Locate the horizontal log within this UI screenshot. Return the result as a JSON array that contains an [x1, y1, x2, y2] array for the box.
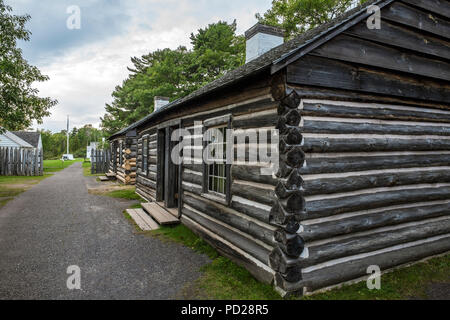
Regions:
[[183, 193, 276, 246], [137, 175, 156, 190], [302, 99, 450, 123], [182, 207, 272, 265], [231, 181, 275, 207], [230, 196, 272, 223], [136, 188, 155, 202], [302, 118, 450, 136], [233, 110, 278, 129], [182, 181, 203, 195], [232, 165, 278, 186], [301, 235, 450, 292], [181, 215, 274, 285], [303, 167, 450, 196], [302, 201, 450, 242], [306, 185, 450, 219], [182, 170, 203, 186], [302, 135, 450, 153], [300, 153, 450, 175], [305, 218, 450, 268]]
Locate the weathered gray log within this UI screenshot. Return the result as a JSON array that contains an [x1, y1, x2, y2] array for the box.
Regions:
[[231, 182, 275, 206], [232, 165, 278, 186], [301, 236, 450, 292], [182, 181, 203, 195], [301, 101, 450, 124], [306, 186, 450, 219], [304, 169, 450, 196], [230, 197, 272, 223], [303, 137, 450, 153], [184, 193, 276, 246], [181, 215, 274, 285], [182, 207, 273, 264], [136, 175, 156, 189], [182, 171, 203, 186], [304, 219, 450, 267], [300, 154, 450, 175], [301, 202, 450, 242], [302, 119, 450, 136]]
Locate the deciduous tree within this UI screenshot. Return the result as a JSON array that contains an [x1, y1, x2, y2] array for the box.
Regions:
[[0, 0, 57, 132]]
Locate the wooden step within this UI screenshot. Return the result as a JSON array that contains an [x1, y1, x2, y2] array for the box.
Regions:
[[106, 173, 116, 177], [134, 208, 160, 230], [99, 176, 110, 182], [141, 203, 180, 225], [126, 209, 159, 231]]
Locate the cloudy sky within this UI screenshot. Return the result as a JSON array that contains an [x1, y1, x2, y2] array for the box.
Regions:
[[8, 0, 272, 133]]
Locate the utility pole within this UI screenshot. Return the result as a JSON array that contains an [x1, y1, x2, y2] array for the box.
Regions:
[[67, 115, 70, 155]]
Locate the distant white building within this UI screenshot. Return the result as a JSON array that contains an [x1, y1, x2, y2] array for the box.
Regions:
[[87, 142, 99, 161], [0, 130, 42, 151]]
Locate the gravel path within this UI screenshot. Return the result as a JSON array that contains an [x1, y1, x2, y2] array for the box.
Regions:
[[0, 162, 209, 300]]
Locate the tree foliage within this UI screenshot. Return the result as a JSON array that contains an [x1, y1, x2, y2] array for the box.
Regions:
[[40, 126, 108, 159], [0, 0, 57, 132], [101, 20, 244, 135], [256, 0, 367, 39]]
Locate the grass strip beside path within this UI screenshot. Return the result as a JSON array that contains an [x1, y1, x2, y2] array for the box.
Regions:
[[109, 186, 450, 300]]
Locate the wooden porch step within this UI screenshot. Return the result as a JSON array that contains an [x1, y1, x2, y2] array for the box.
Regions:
[[141, 202, 180, 225], [99, 176, 110, 182], [106, 173, 116, 178], [126, 209, 160, 231]]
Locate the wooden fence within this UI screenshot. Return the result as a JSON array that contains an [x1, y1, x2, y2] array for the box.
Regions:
[[0, 147, 43, 176], [91, 149, 111, 174]]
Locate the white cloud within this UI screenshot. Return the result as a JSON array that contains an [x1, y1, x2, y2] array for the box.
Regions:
[[27, 0, 272, 133]]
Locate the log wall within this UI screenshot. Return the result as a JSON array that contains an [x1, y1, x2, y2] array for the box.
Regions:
[[135, 79, 285, 283], [281, 1, 450, 295], [109, 137, 137, 185]]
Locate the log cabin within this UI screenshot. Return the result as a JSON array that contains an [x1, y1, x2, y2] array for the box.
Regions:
[[109, 0, 450, 296], [108, 128, 138, 185]]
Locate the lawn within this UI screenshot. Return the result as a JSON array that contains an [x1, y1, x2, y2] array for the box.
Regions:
[[0, 174, 52, 209], [0, 158, 82, 209], [114, 190, 450, 300], [43, 158, 83, 173], [153, 224, 450, 300]]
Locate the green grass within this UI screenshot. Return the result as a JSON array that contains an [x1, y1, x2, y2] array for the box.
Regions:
[[151, 225, 219, 259], [144, 223, 450, 300], [105, 188, 142, 200], [149, 224, 281, 300], [0, 174, 51, 185], [0, 174, 52, 209], [43, 158, 83, 173], [303, 254, 450, 300]]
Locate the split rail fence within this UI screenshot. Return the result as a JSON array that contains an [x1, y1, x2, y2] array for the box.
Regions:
[[0, 147, 43, 176]]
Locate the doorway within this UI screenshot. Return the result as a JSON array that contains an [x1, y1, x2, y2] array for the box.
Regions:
[[156, 126, 179, 209]]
